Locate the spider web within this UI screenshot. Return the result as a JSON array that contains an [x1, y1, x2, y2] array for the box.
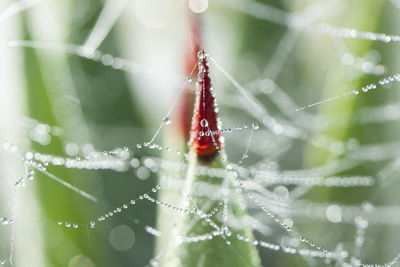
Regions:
[[1, 0, 400, 266]]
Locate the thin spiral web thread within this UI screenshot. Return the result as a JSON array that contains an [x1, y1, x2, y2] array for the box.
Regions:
[[1, 0, 400, 267]]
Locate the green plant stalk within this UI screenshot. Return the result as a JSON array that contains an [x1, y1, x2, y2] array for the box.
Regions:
[[155, 151, 261, 267]]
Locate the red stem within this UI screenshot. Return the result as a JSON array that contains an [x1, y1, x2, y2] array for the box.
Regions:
[[177, 12, 202, 141]]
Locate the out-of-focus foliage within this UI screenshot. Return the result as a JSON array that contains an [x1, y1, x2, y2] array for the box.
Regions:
[[1, 0, 400, 266]]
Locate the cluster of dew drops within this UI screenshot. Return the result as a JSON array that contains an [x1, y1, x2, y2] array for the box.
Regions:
[[136, 119, 260, 157]]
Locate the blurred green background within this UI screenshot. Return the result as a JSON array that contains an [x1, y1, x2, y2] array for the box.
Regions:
[[0, 0, 400, 266]]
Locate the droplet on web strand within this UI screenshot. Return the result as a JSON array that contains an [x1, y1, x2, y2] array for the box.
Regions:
[[200, 119, 208, 128], [163, 117, 171, 125]]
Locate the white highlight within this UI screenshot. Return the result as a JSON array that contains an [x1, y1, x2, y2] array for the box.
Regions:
[[326, 205, 342, 223], [189, 0, 208, 13], [83, 0, 127, 53]]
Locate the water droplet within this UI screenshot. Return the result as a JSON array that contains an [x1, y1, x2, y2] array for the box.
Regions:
[[326, 205, 342, 223], [200, 119, 208, 127], [136, 144, 142, 149], [57, 221, 62, 226], [109, 224, 135, 251], [186, 77, 192, 83], [189, 0, 209, 13], [0, 218, 9, 225], [24, 152, 33, 160], [65, 222, 71, 228], [242, 152, 248, 158], [353, 90, 359, 95], [197, 50, 205, 59], [252, 122, 259, 130], [150, 259, 159, 267], [163, 117, 171, 125], [73, 223, 79, 229], [90, 221, 95, 228], [136, 167, 150, 180]]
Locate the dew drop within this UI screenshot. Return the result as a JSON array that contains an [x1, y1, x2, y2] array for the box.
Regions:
[[326, 205, 342, 223], [163, 117, 171, 125], [24, 152, 33, 160], [109, 225, 135, 251], [189, 0, 209, 13], [150, 259, 159, 267], [57, 221, 62, 226], [65, 222, 71, 228], [252, 122, 259, 130], [200, 119, 208, 127], [130, 158, 140, 168], [197, 50, 205, 59], [73, 223, 79, 229], [1, 218, 9, 225], [353, 90, 359, 95], [149, 144, 157, 149]]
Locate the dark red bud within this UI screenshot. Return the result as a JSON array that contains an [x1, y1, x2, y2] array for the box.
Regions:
[[190, 50, 222, 157]]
